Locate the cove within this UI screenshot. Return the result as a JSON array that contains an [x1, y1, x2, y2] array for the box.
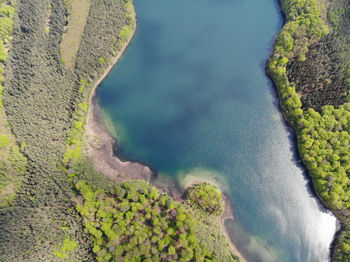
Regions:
[[95, 0, 338, 261]]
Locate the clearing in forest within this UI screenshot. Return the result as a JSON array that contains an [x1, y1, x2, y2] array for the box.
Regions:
[[60, 0, 91, 69]]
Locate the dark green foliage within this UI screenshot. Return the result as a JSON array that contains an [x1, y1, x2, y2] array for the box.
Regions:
[[76, 180, 217, 261], [334, 226, 350, 262], [186, 183, 224, 216], [3, 0, 77, 170], [286, 0, 350, 112], [0, 0, 28, 208], [0, 0, 89, 259], [0, 0, 131, 260], [287, 34, 349, 111], [267, 0, 328, 125], [75, 0, 130, 89]]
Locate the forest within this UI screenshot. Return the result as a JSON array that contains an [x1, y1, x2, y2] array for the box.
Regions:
[[74, 180, 237, 261], [0, 0, 27, 208]]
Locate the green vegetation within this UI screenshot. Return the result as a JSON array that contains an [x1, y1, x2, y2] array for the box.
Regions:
[[61, 0, 137, 178], [0, 134, 10, 148], [54, 238, 78, 259], [0, 2, 87, 257], [0, 0, 14, 64], [186, 183, 224, 216], [298, 104, 350, 213], [62, 102, 88, 168], [61, 0, 137, 183], [334, 226, 350, 261], [184, 203, 238, 261], [328, 8, 345, 32], [0, 143, 27, 207], [267, 0, 329, 123], [184, 183, 238, 261], [269, 0, 350, 260], [0, 0, 28, 208], [0, 0, 128, 260], [286, 33, 349, 111], [75, 0, 136, 88], [285, 0, 350, 111], [74, 179, 238, 261], [76, 180, 218, 261], [60, 0, 91, 69]]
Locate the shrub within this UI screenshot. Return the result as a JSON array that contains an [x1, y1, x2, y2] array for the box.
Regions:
[[186, 182, 224, 216]]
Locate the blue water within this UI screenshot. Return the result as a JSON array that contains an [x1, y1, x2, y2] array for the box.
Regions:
[[96, 0, 338, 261]]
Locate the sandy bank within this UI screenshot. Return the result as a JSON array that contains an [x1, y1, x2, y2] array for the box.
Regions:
[[85, 22, 153, 182]]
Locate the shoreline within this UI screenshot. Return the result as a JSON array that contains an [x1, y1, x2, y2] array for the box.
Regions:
[[85, 21, 153, 182], [183, 179, 247, 262], [85, 18, 246, 262], [266, 65, 342, 260], [266, 0, 343, 260], [266, 4, 341, 257]]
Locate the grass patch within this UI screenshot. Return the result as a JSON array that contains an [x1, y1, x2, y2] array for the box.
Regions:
[[60, 0, 91, 69], [54, 238, 78, 259], [0, 134, 10, 148]]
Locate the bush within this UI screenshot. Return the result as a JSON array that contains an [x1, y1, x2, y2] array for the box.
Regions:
[[186, 182, 224, 216]]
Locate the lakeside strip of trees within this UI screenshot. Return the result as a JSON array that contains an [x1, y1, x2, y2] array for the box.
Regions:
[[268, 0, 350, 260]]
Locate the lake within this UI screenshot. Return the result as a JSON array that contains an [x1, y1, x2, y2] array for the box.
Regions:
[[96, 0, 338, 261]]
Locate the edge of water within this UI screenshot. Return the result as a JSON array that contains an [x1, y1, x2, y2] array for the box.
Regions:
[[84, 13, 246, 262]]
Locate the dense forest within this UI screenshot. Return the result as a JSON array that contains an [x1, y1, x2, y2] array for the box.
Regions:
[[268, 0, 350, 260], [74, 180, 237, 261], [0, 0, 238, 261], [0, 0, 27, 208]]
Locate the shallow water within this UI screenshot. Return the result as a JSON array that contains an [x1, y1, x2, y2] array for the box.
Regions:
[[96, 0, 338, 260]]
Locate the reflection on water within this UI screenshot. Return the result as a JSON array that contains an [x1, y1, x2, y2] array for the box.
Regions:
[[96, 0, 338, 260], [226, 199, 338, 262], [225, 219, 282, 262]]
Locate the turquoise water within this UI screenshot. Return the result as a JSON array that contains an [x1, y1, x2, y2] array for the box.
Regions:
[[96, 0, 338, 261]]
